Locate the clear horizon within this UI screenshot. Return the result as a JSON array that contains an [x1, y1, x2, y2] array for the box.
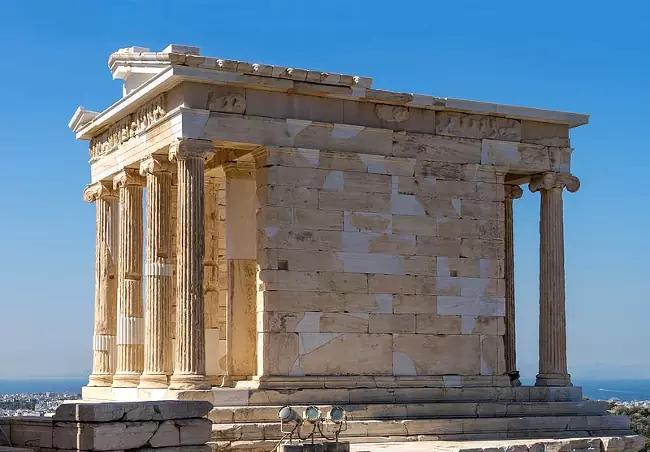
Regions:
[[0, 0, 648, 380]]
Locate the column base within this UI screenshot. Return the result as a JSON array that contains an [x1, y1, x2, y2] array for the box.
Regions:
[[87, 373, 113, 387], [112, 373, 142, 388], [535, 373, 572, 387], [138, 373, 170, 388], [169, 373, 211, 390]]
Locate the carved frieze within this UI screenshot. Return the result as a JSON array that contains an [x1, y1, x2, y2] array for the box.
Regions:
[[207, 93, 246, 114], [89, 94, 166, 159], [436, 112, 521, 141], [374, 104, 410, 123]]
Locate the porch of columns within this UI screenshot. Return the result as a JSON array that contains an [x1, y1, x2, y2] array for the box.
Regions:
[[168, 139, 215, 390], [139, 156, 174, 388], [83, 182, 118, 387], [223, 161, 257, 383], [529, 171, 580, 387], [504, 184, 523, 375], [112, 169, 146, 388]]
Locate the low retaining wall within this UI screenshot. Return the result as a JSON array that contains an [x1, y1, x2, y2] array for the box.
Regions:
[[0, 400, 213, 452]]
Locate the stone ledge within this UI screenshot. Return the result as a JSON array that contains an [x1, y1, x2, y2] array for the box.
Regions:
[[208, 436, 645, 452]]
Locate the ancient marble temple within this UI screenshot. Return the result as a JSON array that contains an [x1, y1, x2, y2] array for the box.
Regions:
[[69, 44, 638, 448]]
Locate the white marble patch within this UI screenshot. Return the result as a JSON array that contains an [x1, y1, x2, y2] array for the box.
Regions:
[[145, 263, 173, 277], [331, 124, 364, 139], [287, 119, 312, 137], [341, 231, 373, 253], [295, 312, 321, 333], [437, 257, 450, 277], [299, 332, 343, 355], [338, 252, 402, 275], [479, 259, 491, 278], [443, 375, 462, 388], [461, 315, 477, 335], [391, 194, 425, 216], [437, 296, 505, 316], [360, 154, 387, 174], [460, 278, 490, 297], [452, 199, 462, 216], [323, 171, 344, 190], [117, 316, 144, 345], [481, 357, 492, 376], [393, 352, 417, 376], [375, 294, 393, 313], [93, 334, 116, 352], [289, 357, 305, 376], [297, 148, 320, 166]]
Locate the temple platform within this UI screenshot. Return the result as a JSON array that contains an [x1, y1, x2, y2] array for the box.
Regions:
[[80, 385, 641, 451]]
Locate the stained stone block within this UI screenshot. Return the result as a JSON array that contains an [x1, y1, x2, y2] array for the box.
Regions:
[[521, 120, 570, 147], [147, 419, 212, 447], [53, 421, 160, 450], [299, 333, 393, 375], [369, 313, 416, 333], [393, 133, 482, 163], [393, 335, 481, 375], [368, 275, 417, 294], [54, 401, 213, 422], [137, 447, 212, 452]]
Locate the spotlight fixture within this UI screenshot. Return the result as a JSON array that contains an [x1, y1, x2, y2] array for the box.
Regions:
[[328, 406, 346, 424], [303, 405, 322, 424], [277, 405, 298, 423]]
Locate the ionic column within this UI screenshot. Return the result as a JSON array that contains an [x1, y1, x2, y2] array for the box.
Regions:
[[224, 162, 258, 381], [112, 169, 146, 388], [529, 172, 580, 387], [139, 156, 174, 388], [169, 139, 214, 390], [84, 182, 118, 387], [504, 185, 523, 374]]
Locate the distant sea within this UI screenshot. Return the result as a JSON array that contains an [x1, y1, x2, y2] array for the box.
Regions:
[[0, 378, 86, 395], [2, 378, 650, 402]]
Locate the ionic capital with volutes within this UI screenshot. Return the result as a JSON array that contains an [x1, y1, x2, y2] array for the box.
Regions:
[[504, 185, 523, 200], [168, 139, 215, 162], [140, 155, 174, 176], [83, 181, 117, 203], [113, 168, 146, 189], [529, 172, 580, 194]]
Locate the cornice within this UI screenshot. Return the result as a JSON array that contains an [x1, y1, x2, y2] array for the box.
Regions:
[[71, 46, 590, 143]]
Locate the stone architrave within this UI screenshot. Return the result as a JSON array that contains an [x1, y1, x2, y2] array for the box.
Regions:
[[504, 184, 523, 374], [529, 172, 580, 387], [223, 162, 257, 381], [168, 139, 214, 390], [139, 156, 174, 388], [112, 169, 146, 388], [83, 182, 118, 387]]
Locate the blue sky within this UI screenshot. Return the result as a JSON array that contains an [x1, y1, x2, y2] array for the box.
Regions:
[[0, 0, 647, 380]]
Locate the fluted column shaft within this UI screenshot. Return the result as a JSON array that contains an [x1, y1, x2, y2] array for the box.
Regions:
[[84, 182, 118, 387], [112, 169, 146, 388], [530, 172, 580, 387], [139, 157, 173, 388], [169, 139, 214, 390], [504, 185, 522, 374]]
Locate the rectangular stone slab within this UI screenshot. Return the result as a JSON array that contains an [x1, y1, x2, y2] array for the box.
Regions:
[[54, 401, 213, 422]]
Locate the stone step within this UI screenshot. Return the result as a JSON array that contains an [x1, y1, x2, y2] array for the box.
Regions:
[[210, 415, 631, 442], [209, 401, 609, 424], [190, 386, 584, 407], [209, 434, 644, 452]]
